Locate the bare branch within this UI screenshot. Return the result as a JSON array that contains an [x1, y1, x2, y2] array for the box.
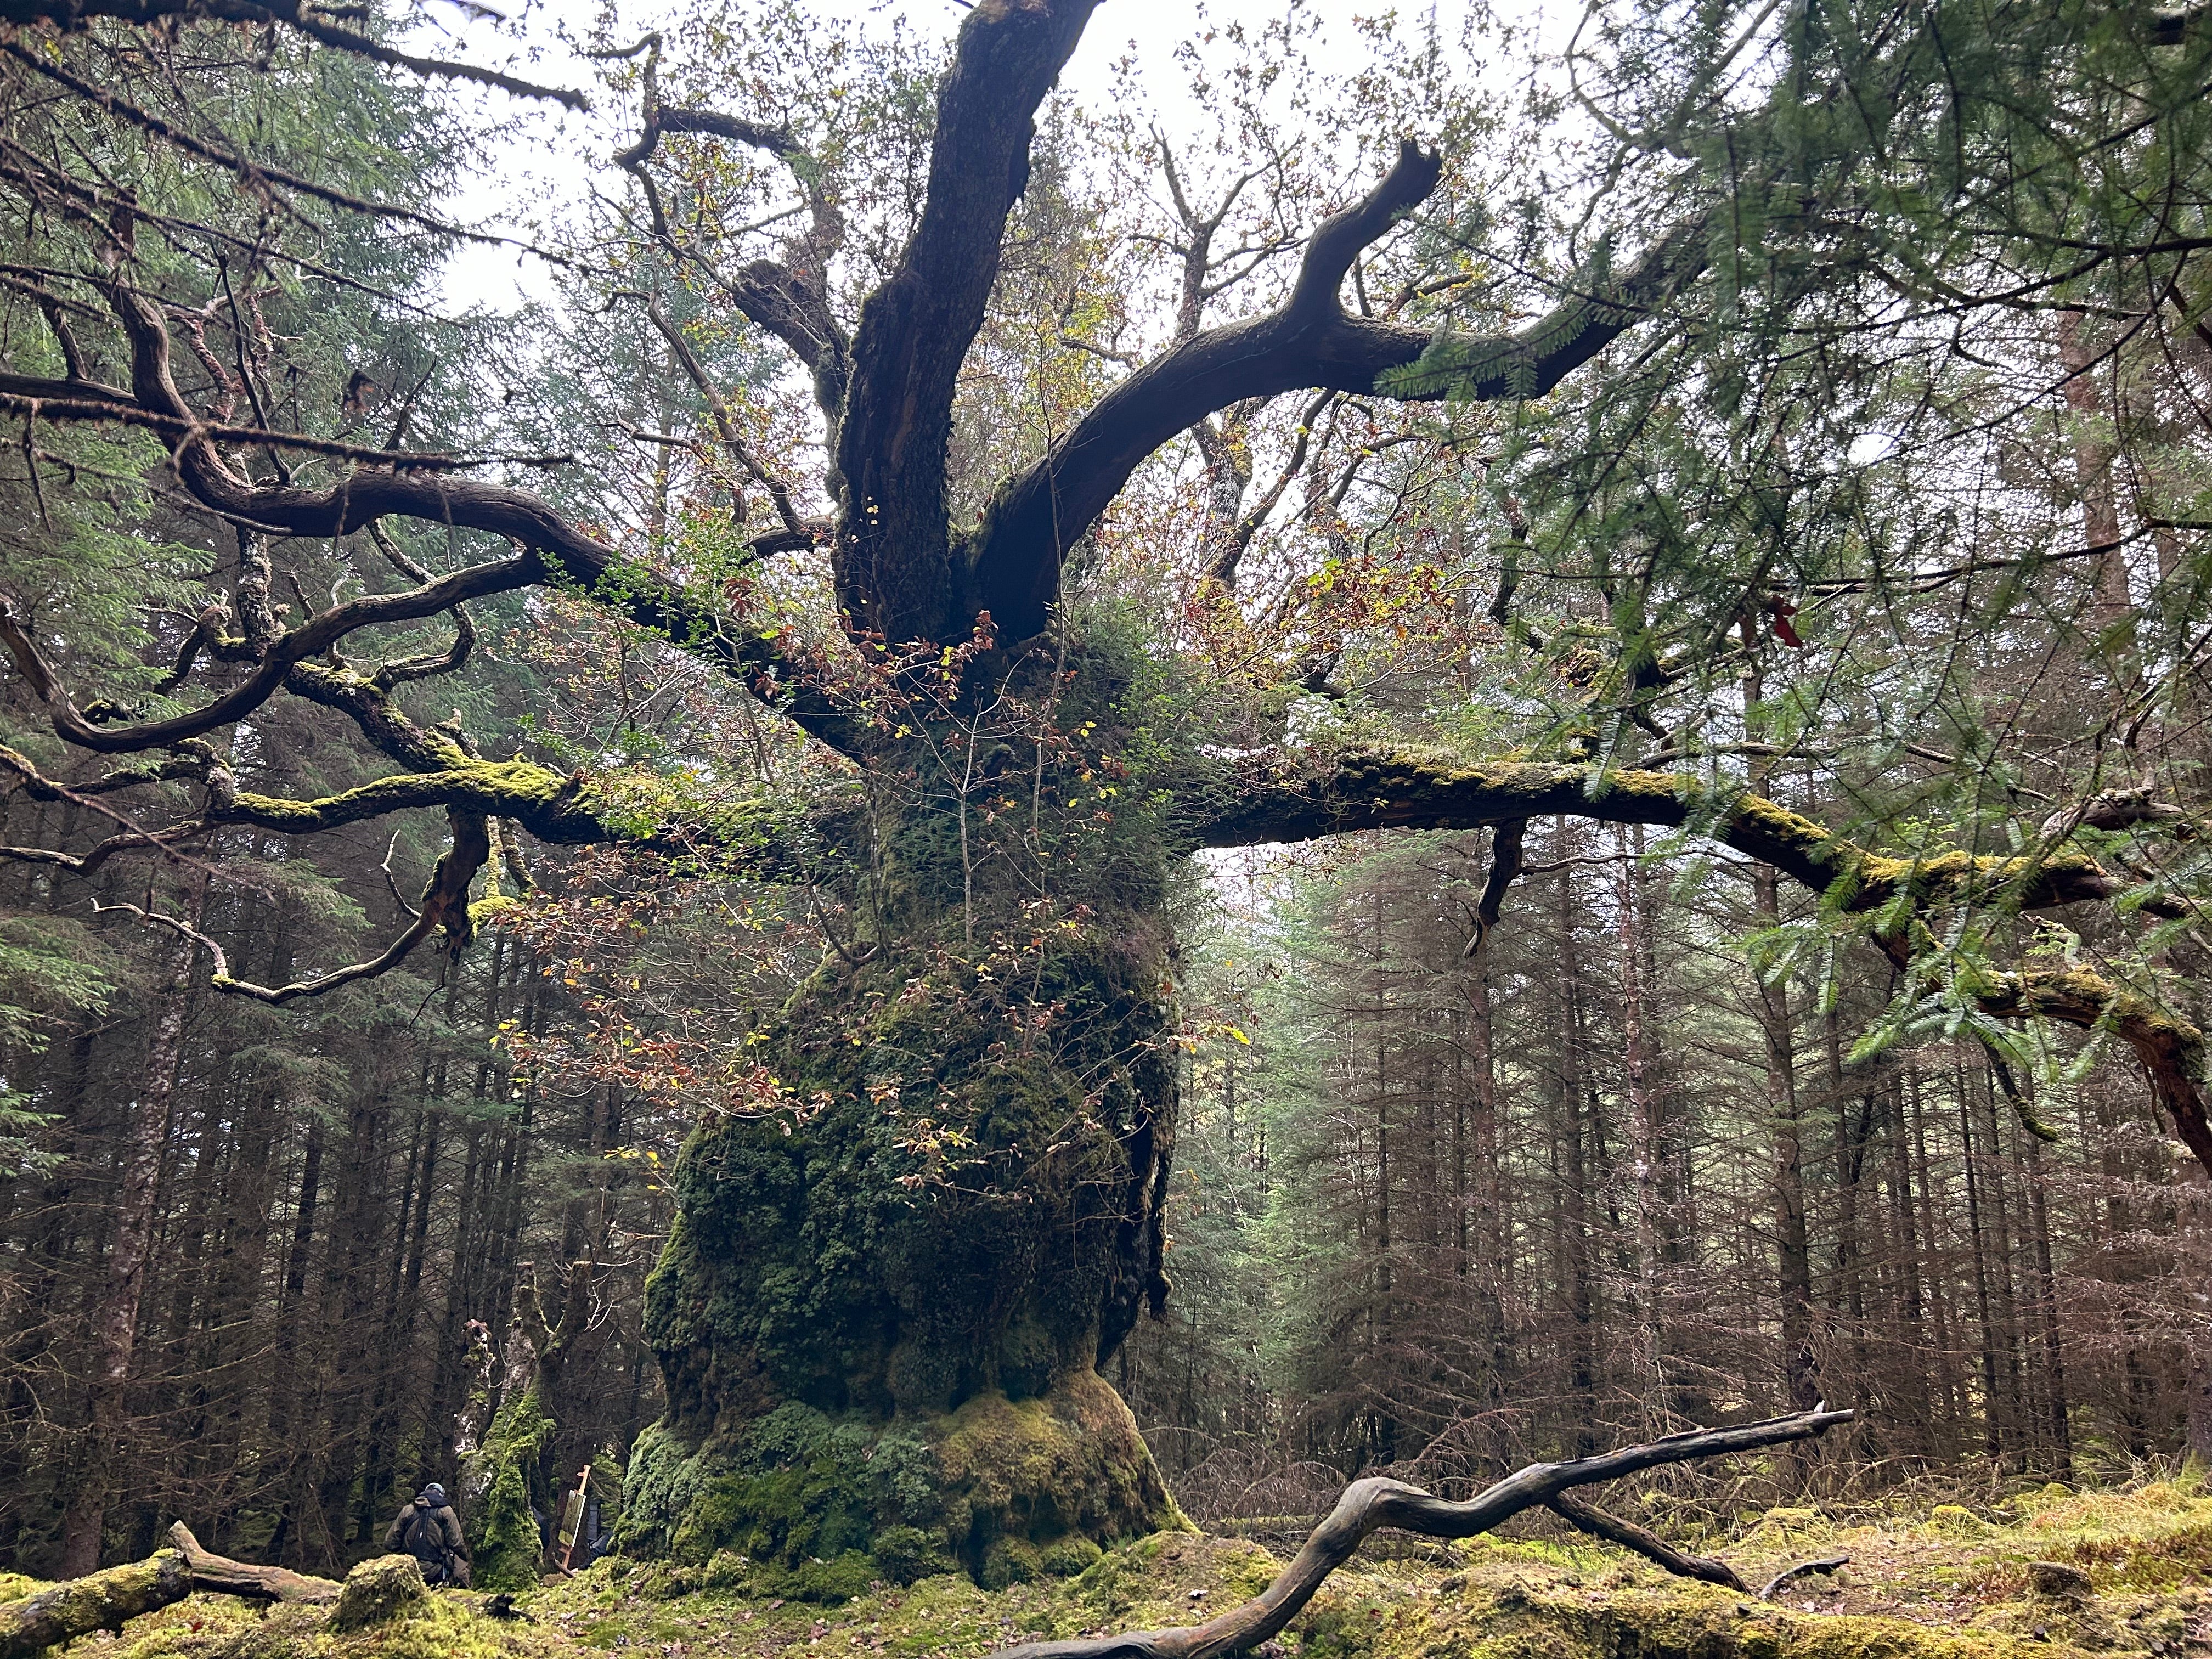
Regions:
[[1001, 1409, 1852, 1659], [7, 282, 858, 751], [1544, 1492, 1748, 1592], [1463, 816, 1526, 960], [0, 0, 589, 108], [607, 35, 849, 420], [962, 144, 1706, 641], [641, 295, 806, 538], [0, 39, 577, 254], [92, 806, 489, 1002]]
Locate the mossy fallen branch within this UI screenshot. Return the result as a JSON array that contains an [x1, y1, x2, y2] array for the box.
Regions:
[[998, 1406, 1854, 1659], [0, 1548, 191, 1659], [0, 1524, 341, 1659], [165, 1522, 340, 1604]]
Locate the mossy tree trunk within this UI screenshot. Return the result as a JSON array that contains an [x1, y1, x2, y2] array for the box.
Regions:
[[465, 1259, 590, 1590], [629, 697, 1183, 1588]]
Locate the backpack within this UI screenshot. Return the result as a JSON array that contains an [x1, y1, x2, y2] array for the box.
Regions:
[[403, 1505, 450, 1582]]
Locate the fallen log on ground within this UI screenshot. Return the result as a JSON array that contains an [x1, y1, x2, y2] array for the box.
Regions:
[[1001, 1406, 1855, 1659], [0, 1549, 192, 1659], [0, 1526, 342, 1659], [166, 1524, 341, 1604]]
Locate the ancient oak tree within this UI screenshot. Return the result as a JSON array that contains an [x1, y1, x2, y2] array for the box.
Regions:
[[2, 0, 2208, 1592]]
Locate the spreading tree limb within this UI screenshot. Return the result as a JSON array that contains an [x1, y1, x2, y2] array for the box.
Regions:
[[1187, 751, 2212, 1175], [1000, 1408, 1852, 1659], [962, 148, 1708, 642]]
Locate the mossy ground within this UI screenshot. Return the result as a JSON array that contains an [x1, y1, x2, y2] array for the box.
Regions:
[[35, 1481, 2212, 1659]]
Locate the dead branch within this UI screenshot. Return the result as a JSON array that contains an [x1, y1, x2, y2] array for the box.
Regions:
[[1000, 1408, 1852, 1659], [90, 806, 488, 1002], [1463, 816, 1527, 960], [1760, 1555, 1851, 1600], [1544, 1491, 1747, 1592], [165, 1523, 340, 1604]]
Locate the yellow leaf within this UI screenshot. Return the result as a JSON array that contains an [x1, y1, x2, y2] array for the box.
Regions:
[[1228, 1027, 1250, 1045]]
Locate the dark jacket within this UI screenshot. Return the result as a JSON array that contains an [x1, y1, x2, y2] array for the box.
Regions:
[[385, 1500, 468, 1560]]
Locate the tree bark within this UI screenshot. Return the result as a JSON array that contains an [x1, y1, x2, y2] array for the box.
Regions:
[[61, 885, 203, 1574]]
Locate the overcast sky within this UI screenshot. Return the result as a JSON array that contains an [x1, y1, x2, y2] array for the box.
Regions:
[[417, 0, 1535, 312]]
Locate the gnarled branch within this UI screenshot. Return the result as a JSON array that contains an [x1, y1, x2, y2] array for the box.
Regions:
[[1001, 1408, 1852, 1659], [962, 149, 1708, 642], [3, 282, 859, 751], [1186, 751, 2212, 1174]]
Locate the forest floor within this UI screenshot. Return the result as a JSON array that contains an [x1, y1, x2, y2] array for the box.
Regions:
[[33, 1477, 2212, 1659]]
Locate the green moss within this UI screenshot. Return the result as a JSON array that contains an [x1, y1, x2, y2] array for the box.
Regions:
[[871, 1527, 953, 1587], [330, 1559, 429, 1633], [471, 1386, 555, 1592], [633, 914, 1179, 1578], [69, 1485, 2212, 1659]]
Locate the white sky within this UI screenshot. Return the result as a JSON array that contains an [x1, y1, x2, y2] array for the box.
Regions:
[[415, 0, 1538, 313]]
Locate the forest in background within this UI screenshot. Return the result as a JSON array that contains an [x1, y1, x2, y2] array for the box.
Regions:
[[0, 0, 2205, 1594]]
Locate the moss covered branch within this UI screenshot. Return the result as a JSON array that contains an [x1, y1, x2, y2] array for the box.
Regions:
[[1187, 753, 2168, 915], [1187, 751, 2210, 1173], [0, 1549, 191, 1659], [0, 1528, 336, 1659]]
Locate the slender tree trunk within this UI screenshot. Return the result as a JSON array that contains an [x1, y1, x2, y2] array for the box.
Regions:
[[1553, 823, 1599, 1449], [1754, 862, 1818, 1412], [1958, 1067, 2007, 1464], [60, 891, 204, 1574], [1616, 826, 1664, 1407], [2018, 1130, 2073, 1477], [1741, 641, 1816, 1414]]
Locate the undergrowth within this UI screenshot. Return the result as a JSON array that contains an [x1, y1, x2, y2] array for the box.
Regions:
[[27, 1476, 2212, 1659]]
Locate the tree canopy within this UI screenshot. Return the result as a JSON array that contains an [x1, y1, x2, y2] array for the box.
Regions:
[[1, 0, 2210, 1587]]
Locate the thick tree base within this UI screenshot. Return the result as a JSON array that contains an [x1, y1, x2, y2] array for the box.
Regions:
[[624, 1370, 1181, 1593]]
